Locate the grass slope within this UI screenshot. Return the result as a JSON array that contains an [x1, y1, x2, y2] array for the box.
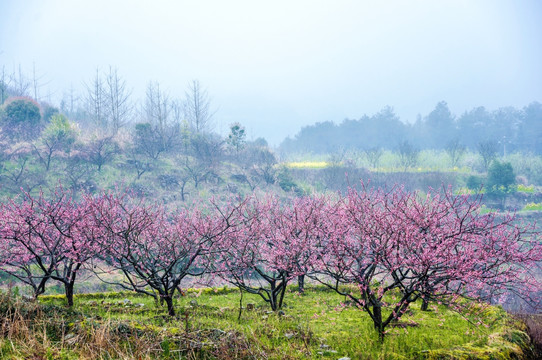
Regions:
[[0, 286, 537, 359]]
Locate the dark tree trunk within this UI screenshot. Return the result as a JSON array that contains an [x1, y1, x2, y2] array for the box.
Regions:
[[65, 282, 74, 307], [180, 180, 188, 202], [297, 274, 305, 293], [269, 292, 278, 311], [421, 297, 429, 311], [267, 277, 288, 311], [164, 295, 175, 316], [277, 280, 287, 309], [373, 304, 384, 342], [34, 276, 49, 299], [238, 288, 244, 321], [45, 151, 53, 172]]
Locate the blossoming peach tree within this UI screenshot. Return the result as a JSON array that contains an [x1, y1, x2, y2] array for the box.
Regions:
[[211, 195, 337, 311], [88, 192, 242, 316], [313, 185, 541, 340], [0, 183, 539, 337], [0, 186, 101, 306]]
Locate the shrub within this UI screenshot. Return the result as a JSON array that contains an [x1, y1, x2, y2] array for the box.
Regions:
[[1, 97, 42, 139], [487, 161, 516, 192], [466, 175, 484, 190], [277, 167, 304, 195], [3, 97, 41, 125]]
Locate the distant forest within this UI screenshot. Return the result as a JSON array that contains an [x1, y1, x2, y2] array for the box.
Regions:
[[0, 66, 281, 200], [2, 64, 542, 203], [280, 101, 542, 155]]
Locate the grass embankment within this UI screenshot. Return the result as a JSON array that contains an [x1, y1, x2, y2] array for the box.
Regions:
[[0, 286, 537, 359]]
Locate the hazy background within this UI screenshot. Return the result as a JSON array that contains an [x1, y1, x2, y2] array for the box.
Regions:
[[1, 0, 541, 145]]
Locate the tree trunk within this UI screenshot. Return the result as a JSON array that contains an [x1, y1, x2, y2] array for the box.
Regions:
[[269, 292, 277, 311], [238, 288, 244, 321], [34, 276, 49, 299], [373, 304, 385, 342], [46, 151, 53, 171], [64, 282, 74, 307], [180, 179, 188, 202], [277, 280, 287, 309], [297, 274, 305, 294], [421, 297, 429, 311], [164, 295, 175, 316]]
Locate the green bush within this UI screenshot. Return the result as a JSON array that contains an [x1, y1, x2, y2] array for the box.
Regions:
[[1, 97, 42, 139], [487, 161, 516, 191], [277, 167, 304, 195], [4, 98, 41, 124], [466, 175, 484, 190], [485, 161, 516, 203]]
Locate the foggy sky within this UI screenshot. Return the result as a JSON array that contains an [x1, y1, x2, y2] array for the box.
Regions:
[[1, 0, 541, 145]]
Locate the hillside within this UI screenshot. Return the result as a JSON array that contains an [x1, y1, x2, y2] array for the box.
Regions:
[[0, 286, 539, 360]]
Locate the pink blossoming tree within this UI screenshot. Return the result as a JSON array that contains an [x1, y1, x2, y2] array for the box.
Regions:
[[89, 192, 240, 316], [314, 185, 542, 340], [0, 186, 101, 306], [214, 195, 335, 311]]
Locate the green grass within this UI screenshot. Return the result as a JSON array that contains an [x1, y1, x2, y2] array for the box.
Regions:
[[285, 161, 330, 169], [479, 205, 500, 214], [454, 187, 485, 195], [517, 184, 535, 193], [4, 286, 525, 359], [283, 150, 475, 173], [522, 202, 542, 211]]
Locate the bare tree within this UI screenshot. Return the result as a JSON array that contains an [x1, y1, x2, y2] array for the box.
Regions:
[[397, 140, 419, 171], [67, 85, 79, 115], [11, 64, 30, 97], [136, 82, 180, 157], [171, 99, 184, 124], [63, 153, 97, 195], [364, 147, 383, 169], [134, 122, 166, 160], [144, 82, 169, 134], [246, 145, 277, 185], [179, 134, 223, 188], [126, 147, 152, 180], [1, 143, 32, 187], [31, 62, 48, 102], [478, 140, 498, 172], [106, 67, 131, 134], [60, 85, 82, 123], [85, 68, 108, 129], [0, 65, 13, 104], [445, 139, 466, 168], [1, 142, 45, 192], [180, 155, 214, 189], [79, 132, 119, 171], [183, 80, 215, 134]]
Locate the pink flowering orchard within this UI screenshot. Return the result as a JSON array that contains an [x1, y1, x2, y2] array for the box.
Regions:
[[0, 186, 101, 306], [264, 195, 343, 294], [313, 185, 542, 340], [212, 195, 336, 311], [0, 184, 540, 339], [212, 196, 287, 310], [88, 192, 243, 316]]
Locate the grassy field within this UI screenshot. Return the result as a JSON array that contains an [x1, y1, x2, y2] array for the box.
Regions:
[[0, 286, 537, 359]]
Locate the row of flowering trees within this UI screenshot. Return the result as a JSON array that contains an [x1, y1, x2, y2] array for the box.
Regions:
[[1, 184, 541, 339]]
